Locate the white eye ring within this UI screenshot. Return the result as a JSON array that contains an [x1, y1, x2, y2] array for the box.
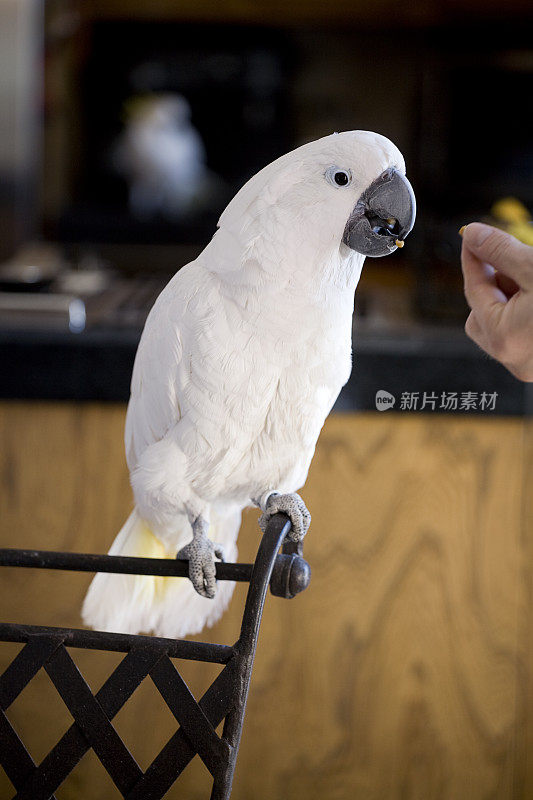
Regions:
[[325, 166, 352, 188]]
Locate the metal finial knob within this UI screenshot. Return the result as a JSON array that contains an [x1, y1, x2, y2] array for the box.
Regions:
[[270, 552, 311, 599]]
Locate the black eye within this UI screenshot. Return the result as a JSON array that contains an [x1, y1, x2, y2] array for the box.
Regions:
[[334, 171, 349, 186], [326, 166, 352, 188]]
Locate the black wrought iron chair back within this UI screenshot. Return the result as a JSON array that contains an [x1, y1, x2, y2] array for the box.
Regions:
[[0, 513, 310, 800]]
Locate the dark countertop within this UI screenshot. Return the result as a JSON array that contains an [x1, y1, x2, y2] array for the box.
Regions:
[[0, 321, 530, 416], [343, 322, 532, 416]]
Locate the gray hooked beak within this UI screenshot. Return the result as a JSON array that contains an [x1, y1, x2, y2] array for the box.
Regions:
[[342, 168, 416, 257]]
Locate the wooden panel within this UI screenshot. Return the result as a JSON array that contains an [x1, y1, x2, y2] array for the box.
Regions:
[[521, 417, 533, 800], [0, 402, 529, 799], [236, 414, 527, 800]]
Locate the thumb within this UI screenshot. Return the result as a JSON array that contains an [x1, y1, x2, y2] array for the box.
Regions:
[[461, 223, 533, 290]]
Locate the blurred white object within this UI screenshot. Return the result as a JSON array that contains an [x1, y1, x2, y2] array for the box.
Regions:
[[114, 94, 208, 219]]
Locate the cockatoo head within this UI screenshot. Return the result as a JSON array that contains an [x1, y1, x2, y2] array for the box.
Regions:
[[123, 93, 192, 132], [213, 131, 415, 294], [330, 133, 416, 257]]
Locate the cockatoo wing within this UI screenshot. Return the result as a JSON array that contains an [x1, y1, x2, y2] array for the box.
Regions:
[[125, 272, 184, 471]]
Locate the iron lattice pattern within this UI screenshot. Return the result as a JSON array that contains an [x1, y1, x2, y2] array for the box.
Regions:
[[0, 514, 310, 800], [0, 630, 236, 800]]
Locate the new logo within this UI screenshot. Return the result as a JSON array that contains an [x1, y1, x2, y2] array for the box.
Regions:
[[375, 390, 396, 411]]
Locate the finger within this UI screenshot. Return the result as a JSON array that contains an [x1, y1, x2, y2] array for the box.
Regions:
[[214, 544, 226, 562], [462, 223, 533, 289], [301, 507, 311, 527], [203, 564, 216, 599], [287, 528, 301, 543], [288, 513, 304, 542], [461, 241, 506, 325], [266, 497, 280, 514], [464, 311, 489, 351], [495, 271, 520, 299], [176, 545, 190, 561], [293, 514, 303, 538], [189, 563, 205, 596], [192, 573, 208, 597]]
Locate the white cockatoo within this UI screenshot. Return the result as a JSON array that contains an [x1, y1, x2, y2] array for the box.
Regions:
[[83, 130, 415, 638], [113, 93, 208, 219]]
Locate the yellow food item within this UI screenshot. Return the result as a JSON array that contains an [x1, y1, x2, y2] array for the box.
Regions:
[[491, 197, 533, 246], [492, 197, 530, 224]]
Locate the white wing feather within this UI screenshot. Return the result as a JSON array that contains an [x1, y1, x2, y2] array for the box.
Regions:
[[125, 271, 185, 471]]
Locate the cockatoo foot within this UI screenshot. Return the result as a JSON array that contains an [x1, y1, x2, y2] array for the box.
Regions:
[[258, 492, 311, 543], [176, 517, 225, 599]]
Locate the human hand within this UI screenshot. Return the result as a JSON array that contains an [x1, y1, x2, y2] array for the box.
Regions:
[[461, 222, 533, 382]]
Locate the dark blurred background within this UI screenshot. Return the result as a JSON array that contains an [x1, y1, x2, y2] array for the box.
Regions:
[[1, 0, 532, 337]]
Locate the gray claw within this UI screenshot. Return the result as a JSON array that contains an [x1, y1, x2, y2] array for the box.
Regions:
[[258, 492, 311, 543], [214, 545, 226, 562], [176, 517, 225, 599]]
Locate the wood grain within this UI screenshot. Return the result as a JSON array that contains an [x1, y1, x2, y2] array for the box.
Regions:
[[0, 402, 529, 799], [520, 417, 533, 800]]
